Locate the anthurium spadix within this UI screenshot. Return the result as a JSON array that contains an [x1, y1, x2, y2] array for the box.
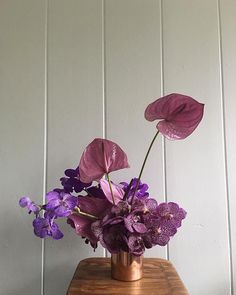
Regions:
[[78, 138, 130, 183], [145, 93, 204, 140]]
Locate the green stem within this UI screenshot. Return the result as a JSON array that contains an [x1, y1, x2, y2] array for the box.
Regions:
[[106, 173, 115, 205], [74, 207, 99, 220], [131, 130, 160, 203]]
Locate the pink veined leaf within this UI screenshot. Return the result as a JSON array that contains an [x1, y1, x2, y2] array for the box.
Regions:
[[145, 93, 204, 140], [78, 138, 130, 183], [100, 179, 124, 205]]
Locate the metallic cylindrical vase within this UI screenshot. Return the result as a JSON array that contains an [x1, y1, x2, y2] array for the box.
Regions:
[[111, 251, 143, 281]]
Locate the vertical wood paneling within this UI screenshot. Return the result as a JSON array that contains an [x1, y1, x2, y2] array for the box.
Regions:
[[0, 1, 46, 294], [162, 1, 231, 294], [220, 0, 236, 293], [44, 1, 104, 294], [104, 0, 166, 259]]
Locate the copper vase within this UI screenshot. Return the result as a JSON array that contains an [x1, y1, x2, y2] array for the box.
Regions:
[[111, 251, 143, 281]]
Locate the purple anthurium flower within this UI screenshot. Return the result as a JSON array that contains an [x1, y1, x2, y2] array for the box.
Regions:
[[100, 179, 124, 204], [78, 138, 130, 183], [156, 202, 187, 228], [33, 217, 63, 240], [19, 196, 40, 214], [128, 235, 145, 256], [145, 93, 204, 140], [45, 191, 77, 217]]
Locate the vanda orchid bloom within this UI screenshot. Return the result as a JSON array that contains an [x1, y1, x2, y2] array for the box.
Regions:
[[19, 93, 204, 256]]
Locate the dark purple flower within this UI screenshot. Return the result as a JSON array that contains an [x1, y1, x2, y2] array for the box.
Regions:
[[98, 223, 129, 253], [132, 197, 158, 214], [128, 235, 145, 256], [19, 196, 40, 214], [124, 211, 147, 234], [45, 191, 77, 217], [60, 168, 92, 193], [86, 186, 106, 199], [156, 202, 187, 228], [120, 178, 149, 200], [33, 217, 63, 240]]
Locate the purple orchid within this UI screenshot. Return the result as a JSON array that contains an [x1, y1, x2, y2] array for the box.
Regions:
[[60, 168, 92, 193], [156, 202, 187, 228], [120, 178, 149, 200], [128, 235, 146, 256], [33, 217, 63, 240], [124, 211, 147, 234], [78, 138, 130, 183], [145, 93, 204, 140], [19, 197, 40, 214], [45, 191, 77, 217]]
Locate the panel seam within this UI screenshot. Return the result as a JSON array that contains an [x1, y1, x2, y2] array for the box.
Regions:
[[41, 0, 49, 294], [102, 0, 108, 259], [216, 1, 233, 294], [159, 0, 169, 261]]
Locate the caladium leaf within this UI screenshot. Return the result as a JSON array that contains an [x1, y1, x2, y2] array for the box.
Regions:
[[78, 138, 130, 183], [145, 93, 204, 140]]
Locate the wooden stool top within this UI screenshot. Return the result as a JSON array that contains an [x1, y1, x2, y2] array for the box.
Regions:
[[67, 257, 188, 295]]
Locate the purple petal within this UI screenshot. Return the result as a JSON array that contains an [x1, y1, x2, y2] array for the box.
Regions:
[[19, 197, 31, 208], [46, 191, 59, 202], [133, 222, 147, 233], [100, 179, 124, 204]]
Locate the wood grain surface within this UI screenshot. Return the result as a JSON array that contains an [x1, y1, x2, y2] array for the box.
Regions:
[[67, 258, 188, 295]]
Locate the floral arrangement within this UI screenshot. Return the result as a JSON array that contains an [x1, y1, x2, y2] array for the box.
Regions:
[[19, 93, 204, 256]]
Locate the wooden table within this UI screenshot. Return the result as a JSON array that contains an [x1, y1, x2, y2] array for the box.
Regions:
[[67, 257, 188, 295]]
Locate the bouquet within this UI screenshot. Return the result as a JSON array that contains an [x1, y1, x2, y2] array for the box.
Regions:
[[19, 93, 204, 256]]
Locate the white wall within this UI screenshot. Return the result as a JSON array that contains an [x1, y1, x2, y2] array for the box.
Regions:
[[0, 0, 235, 294]]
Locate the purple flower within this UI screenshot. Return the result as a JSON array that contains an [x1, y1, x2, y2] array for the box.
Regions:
[[93, 222, 129, 253], [145, 221, 177, 246], [128, 235, 145, 256], [45, 191, 77, 217], [60, 168, 92, 193], [156, 202, 187, 228], [19, 196, 40, 214], [145, 93, 204, 140], [124, 211, 147, 234], [33, 217, 63, 239], [120, 178, 149, 200]]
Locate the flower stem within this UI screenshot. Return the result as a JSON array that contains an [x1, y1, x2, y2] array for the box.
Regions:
[[74, 207, 99, 220], [106, 173, 115, 204], [131, 130, 160, 203]]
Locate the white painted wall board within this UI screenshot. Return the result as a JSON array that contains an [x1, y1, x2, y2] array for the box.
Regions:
[[163, 1, 231, 294], [220, 0, 236, 293], [44, 1, 104, 294], [104, 0, 166, 259], [0, 1, 46, 294]]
